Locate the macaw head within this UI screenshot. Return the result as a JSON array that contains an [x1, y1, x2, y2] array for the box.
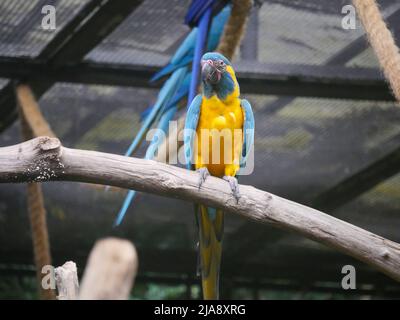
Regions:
[[201, 52, 237, 100]]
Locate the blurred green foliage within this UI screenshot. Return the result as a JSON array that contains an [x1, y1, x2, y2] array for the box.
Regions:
[[0, 275, 38, 299], [0, 272, 382, 300]]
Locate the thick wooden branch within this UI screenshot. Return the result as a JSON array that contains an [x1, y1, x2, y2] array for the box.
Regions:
[[1, 137, 400, 282], [16, 84, 56, 300], [79, 238, 138, 300], [55, 261, 79, 300]]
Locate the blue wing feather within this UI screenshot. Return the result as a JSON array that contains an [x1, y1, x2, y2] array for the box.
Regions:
[[184, 95, 202, 169], [240, 99, 255, 168]]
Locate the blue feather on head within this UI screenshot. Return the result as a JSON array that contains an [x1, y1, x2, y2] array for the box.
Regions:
[[201, 52, 232, 65], [201, 52, 235, 100]]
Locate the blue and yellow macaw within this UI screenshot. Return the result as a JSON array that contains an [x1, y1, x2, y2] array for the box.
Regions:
[[184, 52, 255, 299], [113, 4, 232, 226]]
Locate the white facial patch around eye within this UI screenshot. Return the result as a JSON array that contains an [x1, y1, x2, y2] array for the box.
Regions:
[[217, 61, 226, 72]]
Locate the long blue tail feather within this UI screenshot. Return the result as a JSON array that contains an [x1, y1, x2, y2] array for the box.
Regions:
[[185, 0, 214, 26], [113, 3, 233, 226], [114, 69, 187, 225], [171, 28, 198, 64], [146, 105, 178, 159], [124, 67, 187, 157], [141, 74, 191, 121], [188, 6, 212, 105], [114, 106, 179, 226], [150, 55, 193, 82]]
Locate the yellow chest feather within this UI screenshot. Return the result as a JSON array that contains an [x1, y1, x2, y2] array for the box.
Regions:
[[195, 96, 244, 177], [197, 97, 243, 131]]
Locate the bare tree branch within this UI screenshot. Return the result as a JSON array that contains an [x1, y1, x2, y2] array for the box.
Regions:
[[17, 84, 56, 300], [55, 261, 79, 300], [1, 136, 400, 282], [79, 238, 138, 300]]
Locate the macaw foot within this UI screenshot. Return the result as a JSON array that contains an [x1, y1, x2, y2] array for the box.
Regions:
[[223, 176, 241, 203], [196, 167, 210, 189]]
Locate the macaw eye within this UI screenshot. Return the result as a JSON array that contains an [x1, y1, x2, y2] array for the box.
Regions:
[[216, 60, 226, 71]]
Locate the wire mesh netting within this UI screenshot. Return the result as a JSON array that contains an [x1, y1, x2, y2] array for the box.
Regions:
[[0, 0, 399, 295], [86, 0, 191, 66], [83, 0, 399, 68], [0, 79, 8, 89], [1, 83, 399, 285], [0, 0, 92, 57]]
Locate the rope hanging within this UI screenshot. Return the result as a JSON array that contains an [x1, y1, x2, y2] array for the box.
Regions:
[[353, 0, 400, 102], [154, 0, 253, 163], [17, 84, 56, 300], [217, 0, 253, 60]]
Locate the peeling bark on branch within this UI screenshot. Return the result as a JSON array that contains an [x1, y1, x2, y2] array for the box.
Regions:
[[1, 137, 400, 282], [17, 84, 56, 300], [55, 261, 79, 300]]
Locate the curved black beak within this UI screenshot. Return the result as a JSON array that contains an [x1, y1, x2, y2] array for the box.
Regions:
[[201, 60, 221, 84]]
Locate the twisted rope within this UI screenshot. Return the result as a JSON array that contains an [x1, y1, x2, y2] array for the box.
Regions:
[[353, 0, 400, 102], [17, 84, 56, 300], [217, 0, 253, 60]]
